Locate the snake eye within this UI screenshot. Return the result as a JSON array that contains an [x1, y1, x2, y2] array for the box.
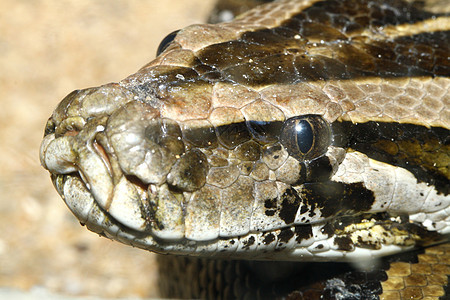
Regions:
[[156, 30, 180, 56], [280, 115, 331, 161]]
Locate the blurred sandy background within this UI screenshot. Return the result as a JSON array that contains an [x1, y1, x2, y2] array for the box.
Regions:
[[0, 0, 215, 298]]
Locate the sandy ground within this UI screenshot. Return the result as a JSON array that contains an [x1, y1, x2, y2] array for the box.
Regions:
[[0, 0, 215, 298]]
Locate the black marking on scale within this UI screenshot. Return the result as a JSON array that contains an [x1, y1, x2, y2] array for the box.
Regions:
[[279, 188, 302, 224], [299, 182, 375, 218], [262, 232, 276, 245], [140, 0, 449, 94], [278, 227, 295, 243], [294, 224, 313, 243]]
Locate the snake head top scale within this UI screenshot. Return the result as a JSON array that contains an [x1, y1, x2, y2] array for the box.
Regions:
[[40, 0, 449, 262]]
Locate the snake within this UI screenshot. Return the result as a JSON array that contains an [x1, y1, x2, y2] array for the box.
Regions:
[[39, 0, 449, 298]]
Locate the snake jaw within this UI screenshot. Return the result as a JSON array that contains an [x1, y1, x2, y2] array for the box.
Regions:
[[38, 0, 450, 262], [39, 85, 154, 234], [40, 85, 209, 240]]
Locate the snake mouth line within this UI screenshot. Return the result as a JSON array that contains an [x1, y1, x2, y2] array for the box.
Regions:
[[58, 142, 443, 262], [77, 178, 430, 262]]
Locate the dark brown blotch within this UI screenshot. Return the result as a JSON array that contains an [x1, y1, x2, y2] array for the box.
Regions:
[[293, 55, 330, 81], [303, 156, 334, 183], [197, 41, 271, 70], [300, 182, 375, 218], [294, 224, 313, 243], [246, 120, 283, 144], [242, 236, 256, 250], [278, 228, 294, 243], [223, 53, 297, 86], [279, 188, 302, 225], [264, 197, 277, 217], [262, 233, 275, 245], [300, 22, 347, 41], [356, 236, 380, 250], [216, 122, 251, 149], [264, 198, 277, 209], [320, 223, 335, 237], [181, 124, 218, 148], [333, 236, 355, 251]]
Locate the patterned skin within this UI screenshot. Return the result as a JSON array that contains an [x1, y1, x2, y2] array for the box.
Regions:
[[40, 0, 449, 298]]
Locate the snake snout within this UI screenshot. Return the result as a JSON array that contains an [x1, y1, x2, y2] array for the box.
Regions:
[[40, 85, 215, 239], [40, 85, 162, 233]]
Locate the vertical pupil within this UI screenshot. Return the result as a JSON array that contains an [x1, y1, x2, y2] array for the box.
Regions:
[[295, 120, 313, 154]]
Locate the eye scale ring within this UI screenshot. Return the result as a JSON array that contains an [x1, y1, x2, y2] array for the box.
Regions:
[[280, 115, 331, 161]]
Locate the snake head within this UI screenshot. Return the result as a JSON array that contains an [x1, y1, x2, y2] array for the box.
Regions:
[[39, 69, 449, 260], [39, 0, 450, 260], [39, 72, 347, 256]]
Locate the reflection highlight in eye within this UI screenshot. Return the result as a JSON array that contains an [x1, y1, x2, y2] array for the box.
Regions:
[[280, 115, 331, 161]]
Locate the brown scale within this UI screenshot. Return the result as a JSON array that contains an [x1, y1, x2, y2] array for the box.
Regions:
[[131, 0, 449, 94], [40, 0, 450, 298]]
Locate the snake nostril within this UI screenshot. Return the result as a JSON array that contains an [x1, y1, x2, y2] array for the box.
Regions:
[[44, 118, 56, 136], [54, 116, 86, 138], [63, 130, 79, 137]]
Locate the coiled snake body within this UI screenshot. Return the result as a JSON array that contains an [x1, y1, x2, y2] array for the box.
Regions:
[[40, 0, 449, 298]]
